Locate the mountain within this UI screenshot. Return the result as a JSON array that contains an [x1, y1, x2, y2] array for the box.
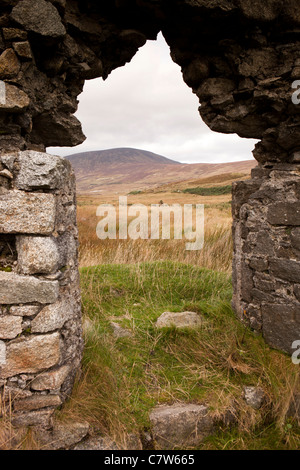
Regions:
[[65, 147, 256, 194], [67, 148, 181, 169]]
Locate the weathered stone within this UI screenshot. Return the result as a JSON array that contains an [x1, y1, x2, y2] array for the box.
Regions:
[[125, 433, 143, 450], [12, 409, 54, 428], [155, 311, 204, 329], [248, 257, 269, 272], [252, 231, 275, 256], [31, 111, 86, 147], [252, 288, 274, 303], [0, 332, 61, 379], [0, 271, 59, 304], [0, 154, 16, 172], [16, 236, 60, 275], [0, 84, 30, 112], [267, 203, 300, 226], [0, 48, 20, 79], [241, 262, 254, 303], [31, 299, 73, 333], [231, 180, 262, 218], [35, 422, 89, 450], [0, 315, 22, 339], [149, 403, 213, 450], [253, 273, 275, 292], [2, 28, 27, 41], [15, 151, 70, 191], [182, 58, 210, 87], [74, 432, 143, 451], [2, 386, 32, 401], [9, 306, 40, 317], [12, 41, 32, 60], [269, 259, 300, 283], [261, 303, 300, 354], [0, 190, 56, 234], [294, 285, 300, 302], [13, 394, 62, 412], [291, 228, 300, 251], [110, 321, 133, 338], [247, 304, 262, 331], [197, 78, 235, 101], [11, 0, 66, 39], [243, 386, 266, 410], [74, 436, 119, 451], [31, 365, 71, 391]]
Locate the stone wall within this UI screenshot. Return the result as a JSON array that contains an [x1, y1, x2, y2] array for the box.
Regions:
[[0, 150, 83, 427], [232, 162, 300, 354]]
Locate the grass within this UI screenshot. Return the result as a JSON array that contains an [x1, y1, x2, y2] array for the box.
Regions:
[[57, 261, 300, 450], [77, 199, 233, 272]]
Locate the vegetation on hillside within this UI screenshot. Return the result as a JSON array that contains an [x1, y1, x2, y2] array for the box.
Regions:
[[183, 185, 232, 196]]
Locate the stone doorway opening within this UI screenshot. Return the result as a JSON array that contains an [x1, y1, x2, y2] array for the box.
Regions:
[[0, 0, 299, 444]]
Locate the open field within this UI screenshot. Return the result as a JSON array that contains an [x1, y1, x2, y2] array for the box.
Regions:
[[77, 192, 233, 272]]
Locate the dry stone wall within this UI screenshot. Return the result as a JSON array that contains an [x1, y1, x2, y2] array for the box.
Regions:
[[0, 150, 83, 427], [232, 163, 300, 354], [0, 0, 300, 425]]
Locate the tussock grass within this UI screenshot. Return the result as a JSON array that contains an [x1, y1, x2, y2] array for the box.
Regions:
[[78, 202, 233, 272]]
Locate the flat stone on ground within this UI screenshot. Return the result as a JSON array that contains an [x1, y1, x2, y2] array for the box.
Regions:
[[149, 403, 213, 449], [155, 311, 204, 329], [35, 422, 90, 450]]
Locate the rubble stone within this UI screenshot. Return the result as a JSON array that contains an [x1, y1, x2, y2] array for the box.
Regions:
[[0, 271, 59, 305], [0, 333, 61, 379]]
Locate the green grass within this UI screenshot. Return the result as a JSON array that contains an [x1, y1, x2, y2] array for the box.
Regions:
[[60, 261, 299, 449], [183, 185, 232, 196]]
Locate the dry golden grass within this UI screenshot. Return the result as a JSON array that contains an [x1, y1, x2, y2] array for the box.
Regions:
[[77, 194, 233, 272]]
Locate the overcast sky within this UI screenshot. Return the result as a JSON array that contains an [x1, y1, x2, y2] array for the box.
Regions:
[[48, 33, 257, 164]]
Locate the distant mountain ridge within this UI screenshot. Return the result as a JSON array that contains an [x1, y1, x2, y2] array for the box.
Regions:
[[66, 147, 180, 170], [65, 147, 256, 194]]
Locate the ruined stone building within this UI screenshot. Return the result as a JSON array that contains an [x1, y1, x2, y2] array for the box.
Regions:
[[0, 0, 299, 428]]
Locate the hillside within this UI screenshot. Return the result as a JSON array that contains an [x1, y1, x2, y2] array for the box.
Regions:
[[65, 147, 256, 194]]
